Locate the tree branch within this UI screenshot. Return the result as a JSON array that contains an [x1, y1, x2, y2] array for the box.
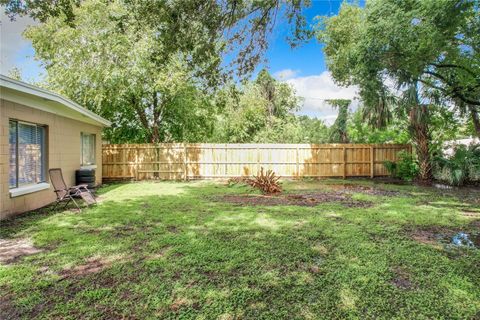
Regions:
[[422, 71, 480, 106], [430, 63, 477, 78]]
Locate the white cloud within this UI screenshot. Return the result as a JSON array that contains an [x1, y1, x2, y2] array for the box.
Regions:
[[284, 71, 359, 124], [273, 68, 299, 80], [0, 10, 42, 78]]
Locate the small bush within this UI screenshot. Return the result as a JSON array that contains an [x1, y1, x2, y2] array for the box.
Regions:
[[433, 144, 480, 186], [383, 161, 397, 177], [384, 151, 419, 181], [246, 167, 282, 194]]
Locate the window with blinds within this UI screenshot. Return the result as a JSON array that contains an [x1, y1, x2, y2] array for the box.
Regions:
[[9, 120, 47, 188], [81, 133, 96, 166]]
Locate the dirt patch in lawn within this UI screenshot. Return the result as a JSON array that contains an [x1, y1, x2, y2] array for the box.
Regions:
[[0, 290, 22, 319], [167, 226, 179, 233], [60, 258, 110, 279], [324, 184, 403, 197], [170, 298, 191, 311], [391, 267, 414, 289], [59, 255, 128, 280], [0, 238, 43, 264], [409, 227, 449, 246], [217, 192, 373, 208], [429, 186, 480, 206], [407, 221, 480, 248]]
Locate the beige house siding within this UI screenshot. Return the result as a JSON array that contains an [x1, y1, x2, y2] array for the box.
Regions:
[[1, 98, 103, 220]]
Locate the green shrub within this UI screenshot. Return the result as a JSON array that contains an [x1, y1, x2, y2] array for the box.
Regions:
[[384, 151, 419, 181], [383, 161, 397, 177], [433, 144, 480, 186]]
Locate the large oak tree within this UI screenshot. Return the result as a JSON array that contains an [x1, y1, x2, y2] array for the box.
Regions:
[[317, 0, 480, 180], [4, 0, 311, 142]]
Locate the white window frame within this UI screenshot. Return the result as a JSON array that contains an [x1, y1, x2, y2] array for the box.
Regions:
[[9, 119, 49, 197], [81, 132, 96, 168]]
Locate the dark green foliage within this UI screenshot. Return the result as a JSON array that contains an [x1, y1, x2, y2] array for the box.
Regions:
[[317, 0, 480, 178], [347, 109, 410, 144], [327, 99, 350, 143], [0, 0, 79, 23], [13, 0, 313, 143], [297, 116, 330, 143], [3, 0, 311, 79], [434, 144, 480, 186], [384, 151, 419, 181], [211, 70, 304, 143]]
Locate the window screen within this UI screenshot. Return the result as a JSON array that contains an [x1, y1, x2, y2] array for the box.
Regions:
[[9, 120, 47, 188], [81, 133, 96, 166]]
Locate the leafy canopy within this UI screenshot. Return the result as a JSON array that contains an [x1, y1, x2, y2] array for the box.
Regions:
[[4, 0, 312, 78], [317, 0, 479, 104], [24, 0, 220, 143]]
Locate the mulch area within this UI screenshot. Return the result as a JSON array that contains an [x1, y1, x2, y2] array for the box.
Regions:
[[216, 184, 408, 208], [323, 184, 404, 197], [217, 192, 373, 208]]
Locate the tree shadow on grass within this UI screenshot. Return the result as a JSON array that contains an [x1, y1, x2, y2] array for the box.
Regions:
[[0, 187, 349, 319], [0, 182, 196, 239], [2, 182, 480, 319]]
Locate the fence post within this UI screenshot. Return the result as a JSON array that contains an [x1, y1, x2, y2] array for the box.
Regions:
[[256, 146, 260, 175], [135, 145, 139, 181], [370, 145, 375, 178], [343, 146, 347, 179], [184, 144, 188, 181], [296, 146, 299, 178], [225, 144, 228, 178], [122, 145, 126, 179]]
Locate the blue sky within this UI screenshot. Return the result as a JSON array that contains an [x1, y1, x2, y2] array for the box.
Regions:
[[0, 1, 361, 122], [257, 0, 363, 121], [265, 0, 347, 77]]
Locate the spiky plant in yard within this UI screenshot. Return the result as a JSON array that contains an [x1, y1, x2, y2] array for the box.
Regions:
[[247, 167, 282, 194], [434, 144, 480, 186]]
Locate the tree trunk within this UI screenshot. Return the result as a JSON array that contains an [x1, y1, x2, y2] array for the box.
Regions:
[[150, 93, 163, 143], [151, 125, 160, 143], [468, 105, 480, 138], [409, 104, 432, 181]]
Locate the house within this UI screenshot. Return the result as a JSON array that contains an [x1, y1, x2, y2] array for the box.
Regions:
[[0, 75, 111, 220]]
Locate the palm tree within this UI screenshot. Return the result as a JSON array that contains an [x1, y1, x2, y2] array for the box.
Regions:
[[360, 82, 433, 181], [400, 84, 432, 181]]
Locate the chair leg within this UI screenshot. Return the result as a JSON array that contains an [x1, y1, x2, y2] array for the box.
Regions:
[[52, 200, 60, 212], [70, 196, 81, 211], [62, 198, 71, 210]]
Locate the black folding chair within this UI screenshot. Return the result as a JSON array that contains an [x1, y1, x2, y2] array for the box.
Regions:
[[49, 168, 96, 211]]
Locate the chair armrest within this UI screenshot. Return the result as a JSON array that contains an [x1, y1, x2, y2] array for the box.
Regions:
[[73, 184, 89, 189]]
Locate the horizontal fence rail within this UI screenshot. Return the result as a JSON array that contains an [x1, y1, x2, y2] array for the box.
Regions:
[[102, 143, 411, 181]]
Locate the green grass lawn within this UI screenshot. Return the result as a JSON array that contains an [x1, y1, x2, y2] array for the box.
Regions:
[[1, 179, 479, 319]]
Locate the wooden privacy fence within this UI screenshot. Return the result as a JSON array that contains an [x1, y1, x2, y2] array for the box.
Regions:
[[102, 143, 411, 181]]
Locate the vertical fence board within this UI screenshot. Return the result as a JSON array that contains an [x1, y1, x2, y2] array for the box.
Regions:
[[102, 143, 410, 180]]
